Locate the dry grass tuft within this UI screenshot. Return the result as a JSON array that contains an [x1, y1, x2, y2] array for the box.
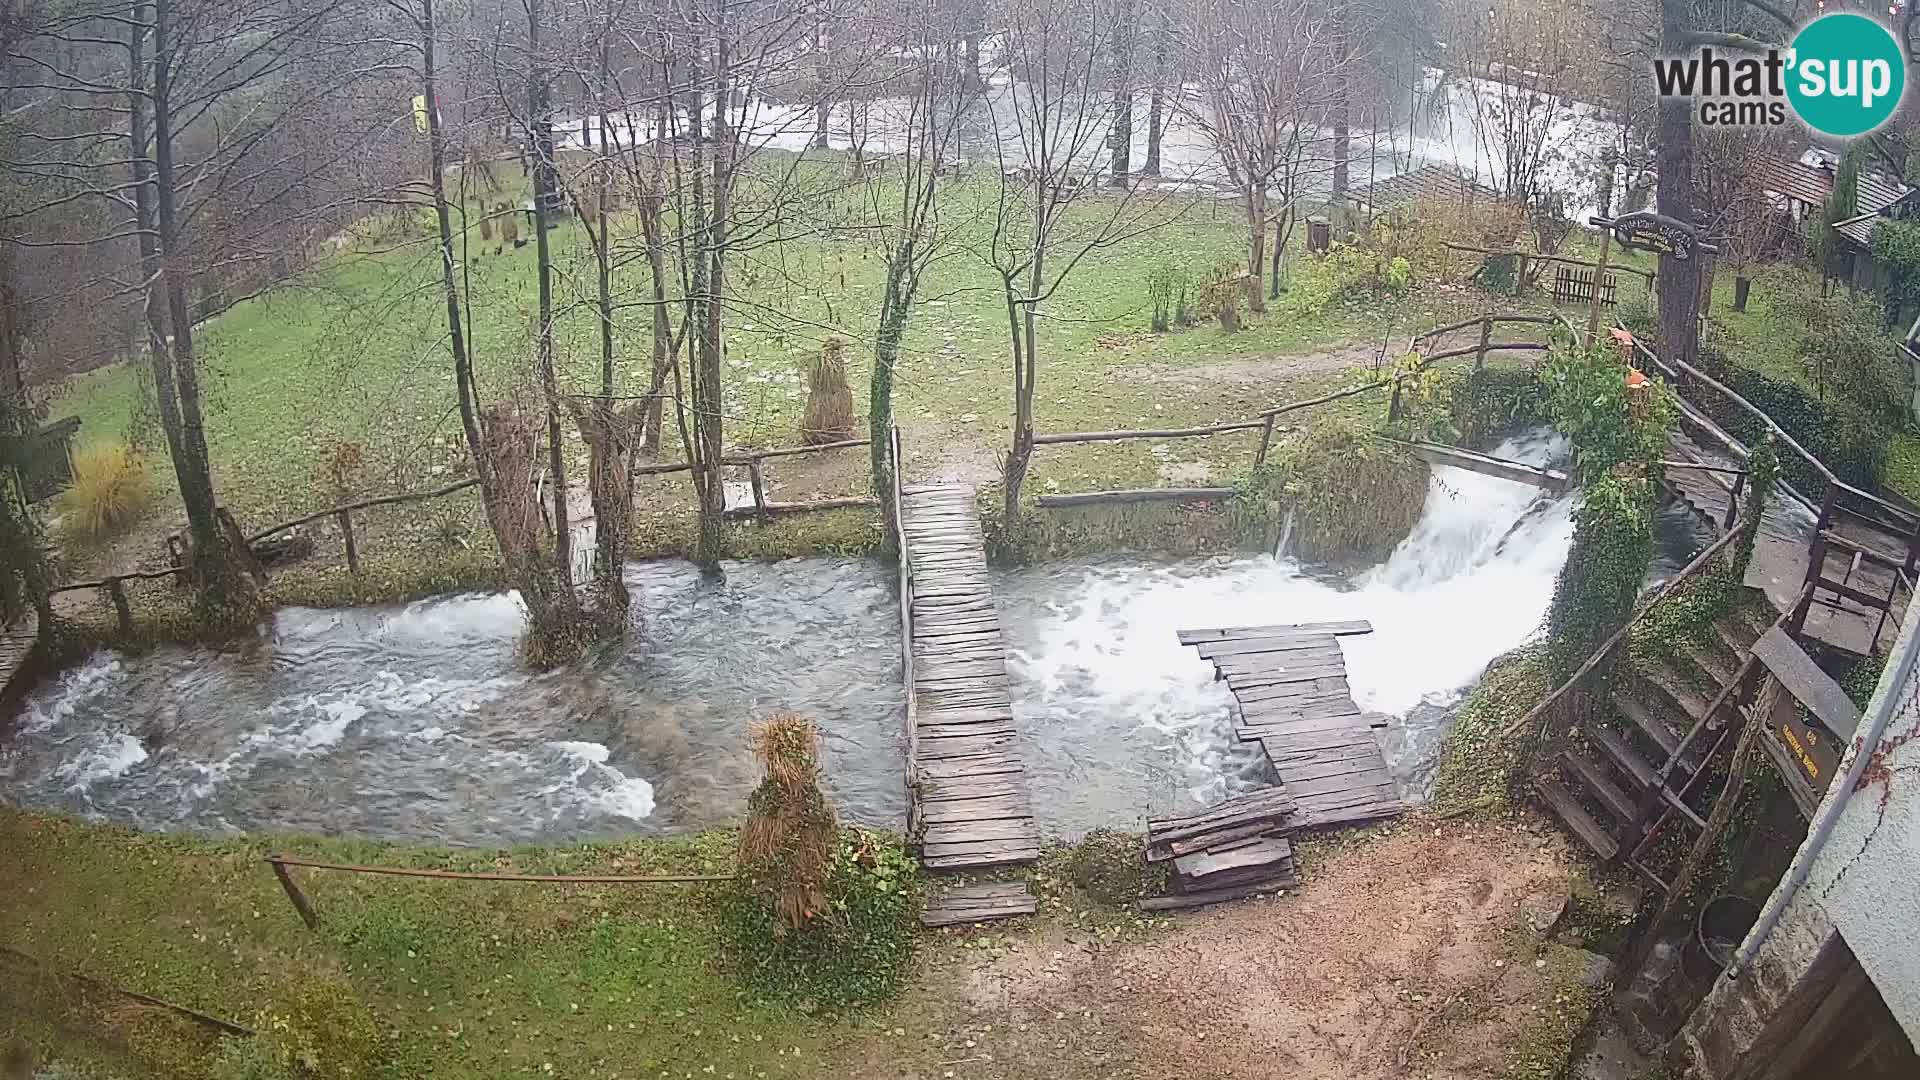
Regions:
[[58, 440, 152, 541], [739, 712, 839, 934], [800, 337, 854, 444]]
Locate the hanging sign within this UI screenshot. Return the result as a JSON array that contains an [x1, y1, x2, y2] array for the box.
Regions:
[[1604, 211, 1709, 261]]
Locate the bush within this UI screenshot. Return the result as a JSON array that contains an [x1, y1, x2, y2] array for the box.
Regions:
[[717, 827, 919, 1011], [1240, 417, 1429, 562], [1450, 367, 1548, 447], [57, 440, 152, 542], [1540, 334, 1676, 484], [1692, 339, 1886, 492], [243, 974, 384, 1080], [1774, 288, 1908, 421], [1144, 263, 1188, 333]]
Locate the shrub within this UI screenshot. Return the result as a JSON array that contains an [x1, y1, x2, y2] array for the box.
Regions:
[[1144, 263, 1187, 333], [1540, 334, 1675, 485], [199, 974, 385, 1080], [1240, 417, 1429, 562], [1692, 339, 1885, 492], [718, 827, 920, 1011], [800, 337, 855, 445], [58, 440, 151, 541], [1197, 264, 1245, 332], [1450, 367, 1548, 447], [1775, 287, 1908, 421]]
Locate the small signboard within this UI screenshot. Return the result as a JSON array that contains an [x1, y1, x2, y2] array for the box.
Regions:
[[1776, 704, 1842, 790], [0, 416, 80, 504], [1608, 211, 1703, 261]]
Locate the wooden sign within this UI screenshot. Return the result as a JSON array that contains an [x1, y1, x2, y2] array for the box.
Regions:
[[1777, 702, 1842, 790], [1607, 211, 1704, 261]]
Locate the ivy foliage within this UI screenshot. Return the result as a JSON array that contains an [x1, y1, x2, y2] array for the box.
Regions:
[[1546, 475, 1655, 676], [1237, 416, 1429, 561], [1869, 218, 1920, 328], [1540, 334, 1677, 486], [716, 828, 920, 1013], [1449, 366, 1549, 447]]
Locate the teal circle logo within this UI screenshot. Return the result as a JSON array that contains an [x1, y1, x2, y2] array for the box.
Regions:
[[1787, 13, 1906, 137]]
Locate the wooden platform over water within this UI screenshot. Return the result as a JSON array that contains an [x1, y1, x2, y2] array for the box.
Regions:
[[900, 484, 1040, 871], [1180, 620, 1404, 831]]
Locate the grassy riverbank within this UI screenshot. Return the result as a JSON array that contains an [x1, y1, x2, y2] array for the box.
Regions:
[[0, 808, 1615, 1080]]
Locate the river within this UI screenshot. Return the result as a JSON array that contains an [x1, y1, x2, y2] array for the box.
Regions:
[[2, 430, 1715, 846]]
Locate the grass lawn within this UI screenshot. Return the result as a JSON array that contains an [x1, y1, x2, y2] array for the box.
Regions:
[[43, 167, 1481, 590]]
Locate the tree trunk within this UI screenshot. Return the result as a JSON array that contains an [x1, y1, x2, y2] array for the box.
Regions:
[[528, 0, 572, 592], [641, 95, 670, 456], [1141, 14, 1164, 177], [1655, 0, 1700, 364], [586, 29, 630, 624], [1108, 0, 1134, 186], [1244, 183, 1267, 314], [151, 0, 258, 617], [1330, 1, 1350, 234], [812, 16, 829, 150], [420, 0, 495, 520], [687, 17, 730, 571]]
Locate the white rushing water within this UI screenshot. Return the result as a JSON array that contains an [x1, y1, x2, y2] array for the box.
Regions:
[[995, 430, 1579, 833]]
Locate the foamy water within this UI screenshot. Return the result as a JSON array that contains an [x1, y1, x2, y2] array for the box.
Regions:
[[994, 431, 1580, 832]]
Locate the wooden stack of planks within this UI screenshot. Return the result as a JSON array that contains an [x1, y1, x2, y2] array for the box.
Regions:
[[1139, 787, 1300, 911]]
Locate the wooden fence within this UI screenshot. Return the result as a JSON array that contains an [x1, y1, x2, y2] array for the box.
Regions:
[[264, 853, 729, 931], [1028, 313, 1561, 508], [49, 436, 876, 634]]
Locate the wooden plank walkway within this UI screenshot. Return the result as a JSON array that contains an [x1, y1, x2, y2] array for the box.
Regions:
[[920, 881, 1038, 927], [1181, 620, 1404, 831], [900, 484, 1040, 871]]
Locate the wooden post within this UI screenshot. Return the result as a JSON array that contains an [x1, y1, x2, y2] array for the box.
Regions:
[[748, 458, 768, 517], [1587, 228, 1613, 345], [1254, 415, 1277, 468], [1723, 470, 1745, 532], [1475, 316, 1492, 372], [104, 577, 132, 636], [1387, 382, 1403, 423], [1906, 513, 1920, 579], [335, 509, 360, 575], [269, 859, 320, 930]]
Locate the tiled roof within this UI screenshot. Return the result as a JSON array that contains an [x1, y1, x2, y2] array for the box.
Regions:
[[1754, 156, 1912, 248], [1353, 165, 1499, 209]]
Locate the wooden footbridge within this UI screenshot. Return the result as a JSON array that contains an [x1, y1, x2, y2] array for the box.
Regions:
[[1180, 619, 1405, 831], [896, 481, 1041, 874]]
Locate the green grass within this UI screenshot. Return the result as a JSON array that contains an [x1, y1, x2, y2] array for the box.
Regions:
[[44, 167, 1479, 585], [0, 810, 842, 1079]]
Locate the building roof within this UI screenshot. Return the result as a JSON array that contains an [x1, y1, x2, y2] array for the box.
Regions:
[[1758, 155, 1913, 248], [1353, 165, 1499, 210]]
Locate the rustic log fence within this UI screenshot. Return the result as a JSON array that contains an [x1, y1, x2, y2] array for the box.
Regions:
[[263, 853, 731, 931], [1027, 313, 1563, 508], [49, 436, 877, 634]]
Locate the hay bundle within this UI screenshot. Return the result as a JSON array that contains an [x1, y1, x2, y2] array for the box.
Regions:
[[739, 713, 839, 933], [481, 403, 542, 562], [799, 337, 854, 445]]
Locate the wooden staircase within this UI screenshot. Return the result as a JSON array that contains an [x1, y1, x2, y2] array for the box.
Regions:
[[1535, 598, 1775, 889]]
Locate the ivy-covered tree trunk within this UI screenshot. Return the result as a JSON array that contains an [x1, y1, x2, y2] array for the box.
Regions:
[[1545, 475, 1655, 679]]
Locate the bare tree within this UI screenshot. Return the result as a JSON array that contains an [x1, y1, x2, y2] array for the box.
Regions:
[[1180, 0, 1336, 315], [981, 0, 1176, 527]]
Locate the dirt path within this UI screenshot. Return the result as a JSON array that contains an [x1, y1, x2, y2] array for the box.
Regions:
[[829, 816, 1603, 1080]]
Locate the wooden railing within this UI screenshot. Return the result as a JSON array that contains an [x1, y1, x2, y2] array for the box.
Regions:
[[50, 435, 880, 634], [1029, 313, 1559, 508], [1625, 332, 1919, 648], [888, 423, 919, 803]]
